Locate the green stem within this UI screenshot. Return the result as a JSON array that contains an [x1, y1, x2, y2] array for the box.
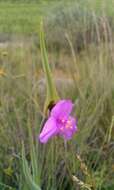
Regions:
[[40, 21, 59, 113]]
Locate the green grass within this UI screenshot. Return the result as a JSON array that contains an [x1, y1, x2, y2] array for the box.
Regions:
[[0, 0, 114, 190], [0, 2, 43, 34], [0, 38, 114, 189], [0, 0, 114, 34]]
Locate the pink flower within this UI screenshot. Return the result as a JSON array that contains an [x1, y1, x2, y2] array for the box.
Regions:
[[39, 100, 78, 143]]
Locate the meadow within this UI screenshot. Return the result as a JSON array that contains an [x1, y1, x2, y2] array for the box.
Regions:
[[0, 0, 114, 189]]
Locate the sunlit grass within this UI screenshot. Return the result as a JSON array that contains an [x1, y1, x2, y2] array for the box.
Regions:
[[0, 0, 114, 189], [0, 0, 114, 34], [0, 37, 114, 189]]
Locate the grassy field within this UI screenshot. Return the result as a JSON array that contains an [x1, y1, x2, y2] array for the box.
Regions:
[[0, 0, 114, 190], [0, 0, 114, 34], [0, 2, 43, 34]]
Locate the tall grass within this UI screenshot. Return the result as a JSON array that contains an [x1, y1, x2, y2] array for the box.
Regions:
[[0, 1, 114, 190]]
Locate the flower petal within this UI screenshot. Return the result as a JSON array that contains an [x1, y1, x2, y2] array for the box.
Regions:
[[58, 116, 78, 140], [39, 117, 58, 143], [51, 100, 73, 120]]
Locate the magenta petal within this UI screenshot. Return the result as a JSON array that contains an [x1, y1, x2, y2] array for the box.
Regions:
[[58, 116, 78, 140], [39, 117, 58, 143], [51, 100, 73, 119]]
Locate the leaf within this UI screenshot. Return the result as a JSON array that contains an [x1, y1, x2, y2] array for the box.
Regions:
[[22, 143, 41, 190], [40, 21, 59, 113]]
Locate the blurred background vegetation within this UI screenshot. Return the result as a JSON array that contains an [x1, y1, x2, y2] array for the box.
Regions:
[[0, 0, 114, 189]]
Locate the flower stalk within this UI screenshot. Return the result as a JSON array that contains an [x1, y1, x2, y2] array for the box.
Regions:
[[40, 21, 59, 114]]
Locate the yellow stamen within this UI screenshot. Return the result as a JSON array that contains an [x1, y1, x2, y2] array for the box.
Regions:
[[67, 120, 71, 124]]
